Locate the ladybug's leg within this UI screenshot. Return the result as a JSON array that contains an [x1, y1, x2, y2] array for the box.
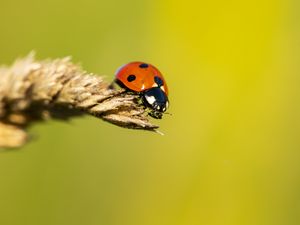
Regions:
[[108, 79, 117, 90], [136, 94, 144, 106], [149, 110, 163, 119]]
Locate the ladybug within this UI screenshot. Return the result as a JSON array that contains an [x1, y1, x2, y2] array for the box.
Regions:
[[114, 62, 169, 119]]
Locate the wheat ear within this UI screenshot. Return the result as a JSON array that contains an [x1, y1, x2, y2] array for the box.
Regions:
[[0, 53, 159, 148]]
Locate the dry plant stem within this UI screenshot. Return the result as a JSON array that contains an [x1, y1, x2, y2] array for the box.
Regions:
[[0, 53, 158, 148]]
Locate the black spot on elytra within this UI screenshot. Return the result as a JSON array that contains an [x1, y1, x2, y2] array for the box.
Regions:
[[127, 74, 136, 82], [139, 63, 149, 68], [154, 76, 164, 87]]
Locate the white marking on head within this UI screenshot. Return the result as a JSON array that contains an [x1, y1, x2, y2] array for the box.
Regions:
[[157, 105, 160, 110], [145, 95, 156, 105], [152, 83, 158, 87], [160, 86, 165, 92]]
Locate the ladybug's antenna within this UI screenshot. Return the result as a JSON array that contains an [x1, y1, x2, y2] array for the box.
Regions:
[[164, 112, 172, 116]]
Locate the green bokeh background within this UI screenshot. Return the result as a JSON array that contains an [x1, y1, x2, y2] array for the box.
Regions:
[[1, 0, 300, 225]]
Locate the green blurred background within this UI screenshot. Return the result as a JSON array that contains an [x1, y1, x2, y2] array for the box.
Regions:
[[0, 0, 300, 224]]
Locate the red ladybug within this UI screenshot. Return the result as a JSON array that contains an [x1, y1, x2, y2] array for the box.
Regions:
[[114, 62, 169, 119]]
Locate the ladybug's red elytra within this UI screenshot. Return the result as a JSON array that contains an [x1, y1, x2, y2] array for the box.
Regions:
[[114, 62, 169, 119]]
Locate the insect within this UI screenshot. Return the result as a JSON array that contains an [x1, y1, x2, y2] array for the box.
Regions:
[[114, 62, 169, 119]]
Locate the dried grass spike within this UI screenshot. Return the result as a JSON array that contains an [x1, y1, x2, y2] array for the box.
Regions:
[[0, 53, 159, 148]]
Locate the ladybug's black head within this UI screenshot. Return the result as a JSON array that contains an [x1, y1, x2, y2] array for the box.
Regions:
[[142, 87, 169, 119]]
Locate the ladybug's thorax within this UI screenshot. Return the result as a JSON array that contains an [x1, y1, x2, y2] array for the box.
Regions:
[[143, 87, 169, 112]]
